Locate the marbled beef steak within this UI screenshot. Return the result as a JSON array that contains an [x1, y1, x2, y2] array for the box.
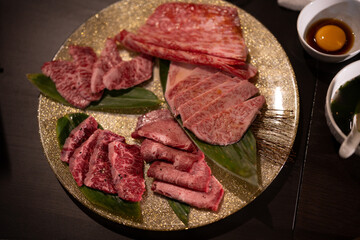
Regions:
[[191, 95, 266, 145], [84, 130, 125, 194], [60, 116, 98, 163], [108, 140, 145, 202], [69, 129, 102, 186], [91, 37, 123, 94], [183, 80, 259, 129]]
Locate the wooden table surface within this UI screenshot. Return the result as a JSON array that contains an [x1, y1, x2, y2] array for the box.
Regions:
[[0, 0, 359, 239]]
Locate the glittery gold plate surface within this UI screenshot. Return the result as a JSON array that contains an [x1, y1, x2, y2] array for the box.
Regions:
[[38, 0, 299, 231]]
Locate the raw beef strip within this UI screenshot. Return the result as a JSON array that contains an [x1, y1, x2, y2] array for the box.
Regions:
[[147, 159, 211, 192], [183, 80, 259, 128], [108, 140, 145, 202], [177, 80, 239, 121], [84, 130, 125, 194], [69, 129, 102, 186], [136, 2, 247, 61], [140, 139, 203, 172], [151, 176, 224, 211], [118, 30, 255, 79], [165, 66, 218, 113], [132, 119, 197, 153], [165, 62, 198, 94], [172, 72, 239, 115], [41, 61, 91, 109], [91, 37, 122, 93], [190, 95, 266, 145], [133, 109, 173, 136], [68, 45, 102, 101], [102, 54, 153, 90], [60, 116, 98, 163]]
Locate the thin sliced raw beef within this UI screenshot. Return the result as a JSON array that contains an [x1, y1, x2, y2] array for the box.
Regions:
[[172, 72, 239, 115], [41, 61, 91, 109], [151, 176, 224, 211], [165, 62, 198, 94], [84, 130, 125, 194], [147, 159, 211, 192], [68, 45, 102, 101], [190, 95, 266, 145], [136, 2, 247, 60], [117, 2, 258, 78], [132, 118, 197, 153], [69, 129, 102, 186], [60, 116, 98, 163], [183, 80, 259, 128], [140, 139, 203, 171], [108, 140, 145, 202], [118, 30, 255, 79], [102, 54, 153, 90], [133, 109, 173, 135], [165, 66, 218, 113], [177, 80, 239, 121], [91, 37, 122, 93]]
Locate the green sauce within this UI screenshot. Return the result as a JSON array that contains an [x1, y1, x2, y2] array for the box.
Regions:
[[331, 75, 360, 135]]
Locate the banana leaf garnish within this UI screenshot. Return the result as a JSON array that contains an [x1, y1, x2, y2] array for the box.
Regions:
[[167, 199, 190, 226]]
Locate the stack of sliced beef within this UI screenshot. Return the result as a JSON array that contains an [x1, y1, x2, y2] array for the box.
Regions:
[[61, 116, 145, 202], [165, 62, 266, 146], [132, 109, 224, 211], [42, 37, 153, 109], [117, 2, 257, 79]]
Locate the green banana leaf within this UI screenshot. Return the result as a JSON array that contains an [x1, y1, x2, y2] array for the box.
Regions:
[[159, 59, 259, 186], [27, 73, 161, 111], [87, 87, 161, 111], [27, 73, 69, 106], [167, 199, 190, 226], [56, 113, 142, 221]]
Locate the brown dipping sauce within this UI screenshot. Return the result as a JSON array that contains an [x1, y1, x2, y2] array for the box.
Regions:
[[305, 18, 354, 55]]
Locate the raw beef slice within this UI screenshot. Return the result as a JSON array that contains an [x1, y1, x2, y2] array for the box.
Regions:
[[165, 66, 218, 113], [60, 116, 98, 163], [108, 140, 145, 202], [91, 37, 123, 93], [69, 129, 102, 186], [172, 72, 238, 115], [132, 118, 196, 153], [140, 139, 203, 172], [136, 2, 247, 60], [152, 176, 224, 211], [69, 45, 102, 101], [41, 60, 91, 109], [147, 159, 211, 192], [133, 108, 174, 134], [177, 80, 239, 121], [103, 54, 153, 90], [191, 95, 266, 145], [183, 80, 259, 129], [84, 130, 125, 194], [117, 2, 258, 78]]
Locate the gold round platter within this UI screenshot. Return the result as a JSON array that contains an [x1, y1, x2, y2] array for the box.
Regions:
[[38, 0, 299, 231]]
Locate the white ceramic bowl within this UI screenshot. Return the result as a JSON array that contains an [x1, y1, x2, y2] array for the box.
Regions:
[[325, 60, 360, 156], [297, 0, 360, 62]]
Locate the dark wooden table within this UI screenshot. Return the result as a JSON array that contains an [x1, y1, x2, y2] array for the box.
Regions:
[[0, 0, 359, 239]]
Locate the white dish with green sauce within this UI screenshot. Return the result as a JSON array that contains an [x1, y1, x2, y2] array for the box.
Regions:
[[325, 60, 360, 156]]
